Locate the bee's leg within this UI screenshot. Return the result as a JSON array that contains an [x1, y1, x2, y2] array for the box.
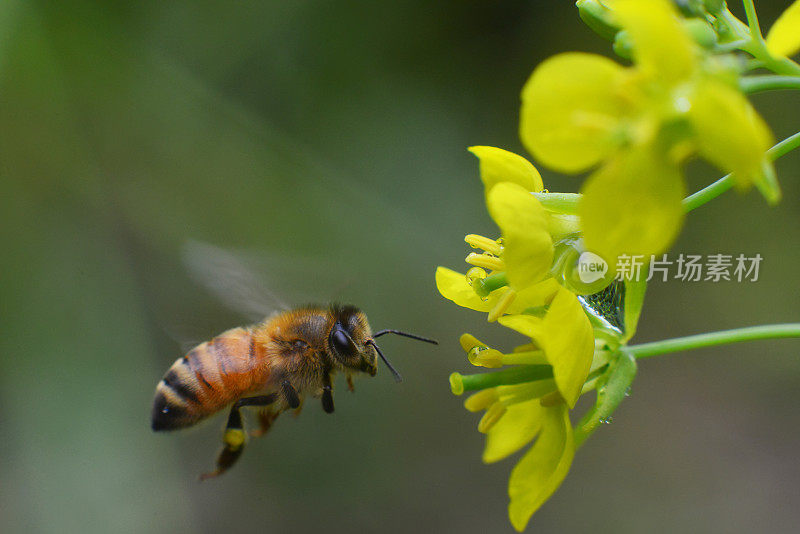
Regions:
[[280, 379, 301, 409], [200, 395, 276, 479], [346, 374, 355, 393], [199, 406, 246, 481], [252, 408, 279, 437], [322, 371, 334, 414], [239, 394, 281, 437], [292, 399, 304, 418]]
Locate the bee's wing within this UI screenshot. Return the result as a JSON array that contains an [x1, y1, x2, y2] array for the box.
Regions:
[[159, 322, 208, 354], [183, 239, 288, 321]]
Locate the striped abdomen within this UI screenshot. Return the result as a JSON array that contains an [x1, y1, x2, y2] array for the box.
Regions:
[[151, 327, 270, 431]]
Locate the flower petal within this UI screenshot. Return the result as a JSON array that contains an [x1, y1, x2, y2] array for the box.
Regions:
[[688, 78, 773, 188], [499, 287, 594, 407], [507, 278, 560, 314], [766, 0, 800, 58], [487, 182, 553, 289], [468, 146, 544, 195], [507, 403, 575, 532], [520, 52, 630, 173], [579, 147, 685, 263], [483, 398, 544, 464], [435, 266, 496, 312], [613, 0, 696, 82]]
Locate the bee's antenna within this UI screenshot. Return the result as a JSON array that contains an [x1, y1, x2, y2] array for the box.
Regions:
[[372, 329, 438, 345], [365, 340, 403, 383]]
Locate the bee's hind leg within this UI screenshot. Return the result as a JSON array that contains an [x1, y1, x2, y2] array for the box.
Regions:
[[200, 394, 276, 480]]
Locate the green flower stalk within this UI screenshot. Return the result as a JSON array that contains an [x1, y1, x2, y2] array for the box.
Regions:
[[436, 1, 800, 530]]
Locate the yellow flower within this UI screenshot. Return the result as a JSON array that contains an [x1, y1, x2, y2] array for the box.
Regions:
[[436, 148, 570, 322], [435, 266, 560, 320], [467, 145, 544, 196], [464, 387, 578, 531], [520, 0, 776, 263], [451, 327, 608, 531], [438, 143, 644, 530], [766, 0, 800, 58], [499, 287, 595, 408], [507, 403, 574, 531]]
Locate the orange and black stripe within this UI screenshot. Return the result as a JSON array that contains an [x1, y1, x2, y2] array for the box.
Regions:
[[151, 327, 268, 431]]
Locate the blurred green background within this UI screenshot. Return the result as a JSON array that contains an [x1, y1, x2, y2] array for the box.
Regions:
[[1, 1, 799, 533]]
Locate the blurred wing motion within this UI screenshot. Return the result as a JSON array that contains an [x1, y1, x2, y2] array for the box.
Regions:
[[183, 239, 288, 321]]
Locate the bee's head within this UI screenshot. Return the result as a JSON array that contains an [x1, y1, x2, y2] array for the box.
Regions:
[[328, 305, 378, 377], [328, 305, 438, 383]]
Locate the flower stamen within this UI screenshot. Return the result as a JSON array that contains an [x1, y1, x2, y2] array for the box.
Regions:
[[464, 388, 500, 412], [468, 346, 504, 368], [488, 288, 517, 322], [465, 252, 506, 272], [465, 234, 503, 255], [497, 380, 558, 405], [478, 401, 508, 433]]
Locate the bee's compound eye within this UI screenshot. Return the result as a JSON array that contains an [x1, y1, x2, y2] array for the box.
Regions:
[[330, 324, 356, 356]]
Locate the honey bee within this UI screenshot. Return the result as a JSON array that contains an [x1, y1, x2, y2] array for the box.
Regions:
[[151, 243, 436, 479]]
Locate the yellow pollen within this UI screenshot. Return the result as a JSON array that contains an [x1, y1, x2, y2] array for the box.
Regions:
[[468, 346, 504, 368], [464, 234, 502, 256], [465, 252, 505, 272], [449, 372, 465, 395], [478, 402, 507, 433], [224, 428, 246, 449], [464, 388, 499, 412], [459, 333, 487, 353], [487, 288, 517, 322]]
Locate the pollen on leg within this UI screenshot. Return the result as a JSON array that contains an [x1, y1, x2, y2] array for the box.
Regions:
[[224, 428, 246, 450]]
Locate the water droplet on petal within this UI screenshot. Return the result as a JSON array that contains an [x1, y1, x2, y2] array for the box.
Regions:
[[465, 267, 487, 287]]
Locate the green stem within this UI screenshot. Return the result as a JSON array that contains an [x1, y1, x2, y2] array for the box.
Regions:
[[741, 0, 763, 41], [475, 272, 508, 297], [627, 324, 800, 359], [683, 130, 800, 212], [742, 42, 800, 76], [719, 9, 750, 41], [740, 75, 800, 93], [719, 8, 800, 76], [714, 39, 748, 53]]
